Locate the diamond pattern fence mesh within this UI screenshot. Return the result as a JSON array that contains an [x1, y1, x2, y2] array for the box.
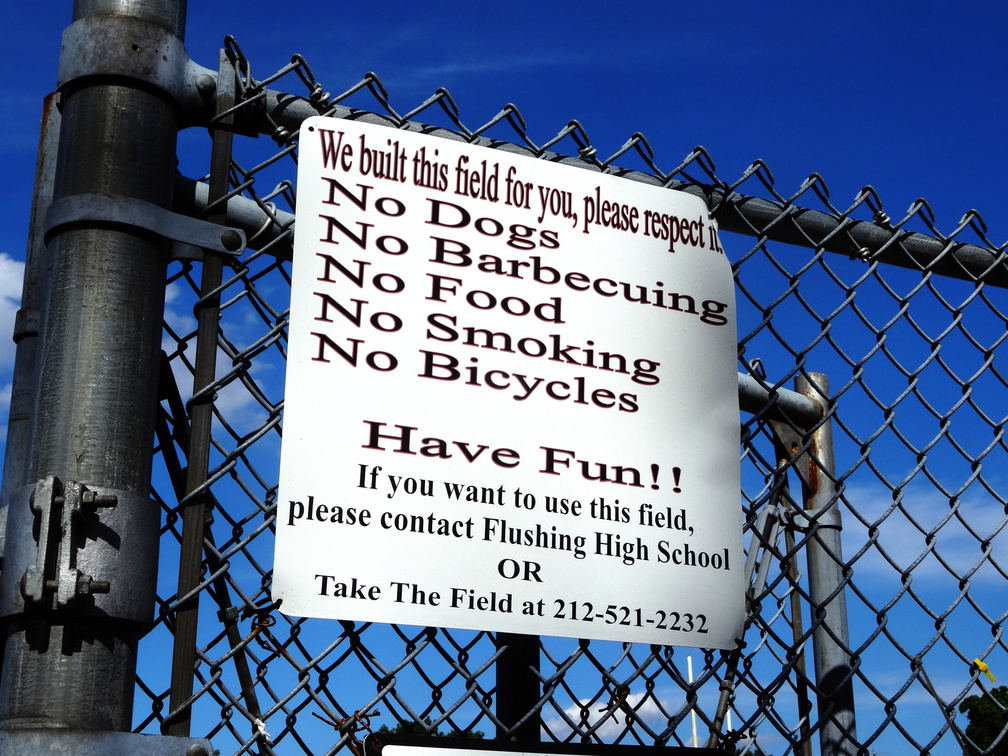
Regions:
[[133, 41, 1008, 756]]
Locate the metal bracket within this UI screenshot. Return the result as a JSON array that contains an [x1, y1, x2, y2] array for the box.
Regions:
[[769, 419, 816, 492], [45, 193, 246, 259], [769, 392, 843, 531], [58, 15, 216, 124], [21, 475, 118, 609]]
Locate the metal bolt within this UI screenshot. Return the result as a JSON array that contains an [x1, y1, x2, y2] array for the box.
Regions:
[[186, 744, 211, 756], [221, 229, 243, 252], [81, 489, 118, 509], [77, 574, 111, 596], [195, 73, 216, 100]]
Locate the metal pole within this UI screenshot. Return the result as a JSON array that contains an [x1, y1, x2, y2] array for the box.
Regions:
[[495, 632, 541, 741], [795, 373, 858, 756], [0, 93, 59, 556], [166, 46, 235, 738], [0, 0, 186, 735]]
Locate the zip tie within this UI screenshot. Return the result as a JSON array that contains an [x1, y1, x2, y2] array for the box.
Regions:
[[974, 659, 997, 682]]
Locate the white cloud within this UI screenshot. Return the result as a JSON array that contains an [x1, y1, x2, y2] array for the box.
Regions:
[[0, 254, 24, 440], [402, 50, 596, 86], [542, 687, 783, 753], [841, 479, 1008, 587], [543, 689, 671, 742], [0, 253, 25, 374], [0, 381, 11, 441]]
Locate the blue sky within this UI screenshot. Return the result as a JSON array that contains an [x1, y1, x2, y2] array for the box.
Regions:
[[2, 1, 1006, 256], [1, 2, 1005, 415], [2, 2, 1006, 415], [1, 3, 1007, 754]]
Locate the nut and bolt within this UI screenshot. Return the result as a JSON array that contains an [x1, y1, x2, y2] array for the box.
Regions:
[[81, 489, 118, 509]]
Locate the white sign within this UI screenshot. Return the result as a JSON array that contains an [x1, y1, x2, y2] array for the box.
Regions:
[[274, 116, 743, 648], [367, 739, 719, 756]]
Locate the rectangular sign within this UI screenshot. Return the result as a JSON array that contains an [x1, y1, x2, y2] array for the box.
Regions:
[[274, 116, 743, 648], [364, 735, 722, 756]]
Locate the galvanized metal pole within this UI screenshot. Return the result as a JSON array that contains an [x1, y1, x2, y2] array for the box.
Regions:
[[0, 0, 186, 737], [0, 94, 59, 552], [795, 373, 858, 756]]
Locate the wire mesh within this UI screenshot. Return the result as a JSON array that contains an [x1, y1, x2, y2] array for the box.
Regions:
[[142, 41, 1008, 756]]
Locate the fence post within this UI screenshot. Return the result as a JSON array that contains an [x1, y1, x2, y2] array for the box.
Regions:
[[795, 373, 859, 756], [166, 45, 237, 738], [496, 632, 541, 741], [0, 0, 192, 743], [0, 93, 59, 548]]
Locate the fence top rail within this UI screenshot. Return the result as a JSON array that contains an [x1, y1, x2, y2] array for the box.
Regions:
[[737, 373, 822, 428], [196, 87, 1007, 287]]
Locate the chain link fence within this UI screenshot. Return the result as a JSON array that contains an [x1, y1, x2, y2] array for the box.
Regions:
[[140, 41, 1008, 756]]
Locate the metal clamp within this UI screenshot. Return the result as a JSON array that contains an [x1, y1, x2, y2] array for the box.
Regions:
[[0, 479, 160, 625], [0, 730, 213, 756], [21, 476, 117, 609], [786, 502, 843, 532], [45, 193, 246, 258], [58, 15, 216, 123]]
